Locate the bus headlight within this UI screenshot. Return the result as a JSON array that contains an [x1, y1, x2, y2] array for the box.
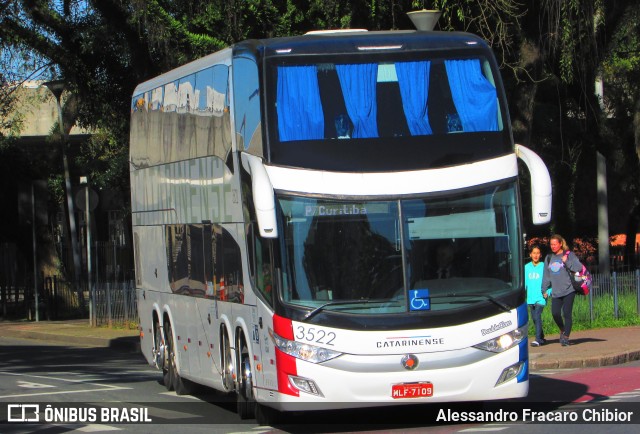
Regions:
[[269, 329, 343, 363], [473, 324, 527, 353]]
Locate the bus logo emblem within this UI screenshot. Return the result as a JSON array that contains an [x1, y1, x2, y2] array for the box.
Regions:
[[401, 354, 419, 370]]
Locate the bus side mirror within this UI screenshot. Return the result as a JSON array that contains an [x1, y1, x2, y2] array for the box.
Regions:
[[241, 153, 278, 238], [516, 144, 552, 225]]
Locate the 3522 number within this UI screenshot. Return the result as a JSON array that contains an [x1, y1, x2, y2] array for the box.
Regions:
[[294, 326, 336, 346]]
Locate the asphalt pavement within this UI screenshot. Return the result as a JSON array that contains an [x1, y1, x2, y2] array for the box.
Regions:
[[0, 319, 639, 371]]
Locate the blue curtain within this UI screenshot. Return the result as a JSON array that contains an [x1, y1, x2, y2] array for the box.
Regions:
[[277, 66, 324, 141], [444, 59, 498, 132], [396, 61, 433, 136], [336, 64, 379, 138]]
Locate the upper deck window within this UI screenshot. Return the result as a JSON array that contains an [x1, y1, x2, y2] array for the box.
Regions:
[[265, 51, 510, 171], [273, 57, 500, 142]]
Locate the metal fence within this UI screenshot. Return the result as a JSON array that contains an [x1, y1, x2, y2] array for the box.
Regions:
[[7, 274, 138, 326], [90, 242, 137, 327], [0, 241, 138, 326], [579, 270, 640, 323], [42, 275, 83, 320], [92, 280, 137, 327]]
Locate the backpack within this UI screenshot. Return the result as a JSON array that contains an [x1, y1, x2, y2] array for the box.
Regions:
[[569, 263, 592, 296], [545, 251, 592, 296], [561, 251, 592, 295]]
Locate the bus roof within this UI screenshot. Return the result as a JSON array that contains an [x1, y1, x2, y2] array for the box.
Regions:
[[133, 31, 491, 96], [235, 30, 490, 58]]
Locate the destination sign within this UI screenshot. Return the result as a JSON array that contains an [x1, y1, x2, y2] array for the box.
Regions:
[[304, 203, 390, 217]]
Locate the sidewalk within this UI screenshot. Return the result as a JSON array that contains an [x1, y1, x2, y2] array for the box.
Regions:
[[528, 326, 640, 370], [1, 320, 639, 371], [0, 319, 140, 352]]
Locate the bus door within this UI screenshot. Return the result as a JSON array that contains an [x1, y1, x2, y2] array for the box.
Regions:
[[193, 221, 219, 380], [247, 222, 278, 391]]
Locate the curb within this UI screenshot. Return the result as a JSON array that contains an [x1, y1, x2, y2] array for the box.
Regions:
[[530, 350, 640, 370], [2, 329, 141, 353]]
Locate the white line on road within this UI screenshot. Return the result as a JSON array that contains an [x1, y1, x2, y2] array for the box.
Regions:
[[158, 391, 201, 400], [0, 371, 131, 399], [17, 380, 56, 389], [0, 370, 121, 385], [0, 386, 131, 399]]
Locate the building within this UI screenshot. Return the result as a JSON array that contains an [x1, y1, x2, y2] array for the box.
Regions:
[[1, 81, 131, 319]]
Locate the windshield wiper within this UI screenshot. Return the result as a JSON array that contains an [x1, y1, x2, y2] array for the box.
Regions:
[[303, 298, 398, 322], [429, 293, 512, 313]]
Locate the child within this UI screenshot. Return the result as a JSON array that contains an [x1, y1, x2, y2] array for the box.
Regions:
[[525, 245, 550, 346]]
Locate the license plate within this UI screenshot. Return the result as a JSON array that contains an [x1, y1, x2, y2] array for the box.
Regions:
[[391, 382, 433, 399]]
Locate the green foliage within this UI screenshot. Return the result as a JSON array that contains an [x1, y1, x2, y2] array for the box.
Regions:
[[76, 129, 129, 192], [1, 0, 639, 245], [47, 173, 65, 208], [0, 57, 29, 141], [601, 5, 640, 114]]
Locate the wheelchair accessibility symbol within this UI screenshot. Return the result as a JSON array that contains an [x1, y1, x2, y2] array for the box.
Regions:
[[410, 289, 430, 311]]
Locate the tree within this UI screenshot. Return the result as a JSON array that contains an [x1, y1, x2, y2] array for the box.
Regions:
[[2, 0, 640, 266], [600, 0, 640, 266], [1, 0, 229, 192]]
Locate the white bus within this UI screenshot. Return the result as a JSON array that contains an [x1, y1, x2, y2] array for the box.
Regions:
[[129, 29, 551, 423]]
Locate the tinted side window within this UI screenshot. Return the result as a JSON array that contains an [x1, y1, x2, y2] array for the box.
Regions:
[[165, 223, 243, 302], [248, 223, 274, 304], [221, 227, 244, 303], [233, 56, 263, 157]]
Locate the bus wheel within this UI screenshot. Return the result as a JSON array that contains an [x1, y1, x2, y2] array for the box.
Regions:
[[164, 320, 195, 395], [153, 319, 166, 370], [163, 320, 175, 391], [236, 341, 256, 419], [221, 329, 234, 391]]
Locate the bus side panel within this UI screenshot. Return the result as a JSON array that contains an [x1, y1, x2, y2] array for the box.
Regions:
[[134, 225, 169, 294], [254, 301, 279, 400], [134, 225, 169, 367], [193, 297, 226, 390], [136, 287, 155, 367], [176, 294, 198, 379]]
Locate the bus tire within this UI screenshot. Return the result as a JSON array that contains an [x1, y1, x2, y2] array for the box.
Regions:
[[164, 319, 196, 396], [153, 318, 169, 389], [163, 319, 175, 391], [236, 341, 256, 419], [221, 328, 234, 391]]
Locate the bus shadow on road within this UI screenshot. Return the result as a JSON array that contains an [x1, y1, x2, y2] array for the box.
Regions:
[[513, 373, 607, 403]]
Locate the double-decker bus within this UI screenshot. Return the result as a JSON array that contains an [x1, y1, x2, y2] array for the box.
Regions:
[[129, 29, 551, 424]]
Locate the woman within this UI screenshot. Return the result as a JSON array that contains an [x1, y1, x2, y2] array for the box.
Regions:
[[541, 234, 584, 347]]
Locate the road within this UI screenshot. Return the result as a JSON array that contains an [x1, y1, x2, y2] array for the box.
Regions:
[[0, 336, 245, 434], [0, 336, 638, 433]]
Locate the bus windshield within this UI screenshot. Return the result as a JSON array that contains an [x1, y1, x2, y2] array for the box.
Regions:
[[277, 182, 521, 314], [265, 52, 510, 171]]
